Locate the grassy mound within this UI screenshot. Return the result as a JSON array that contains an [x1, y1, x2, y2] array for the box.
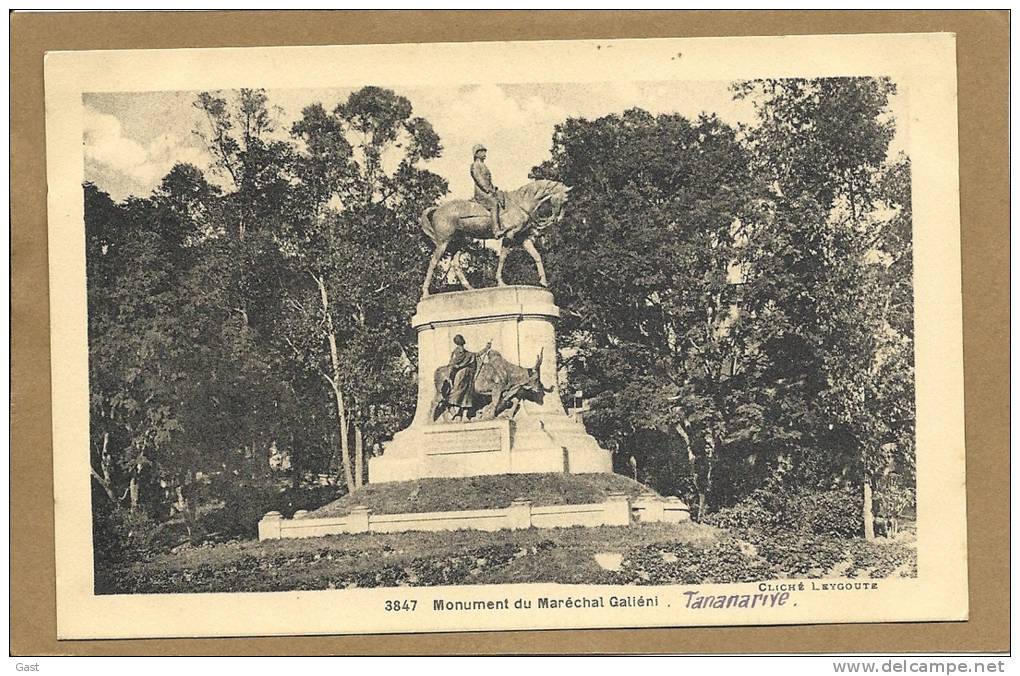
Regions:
[[308, 472, 655, 518]]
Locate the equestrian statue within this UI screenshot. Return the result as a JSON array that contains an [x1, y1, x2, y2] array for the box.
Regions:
[[419, 143, 571, 297]]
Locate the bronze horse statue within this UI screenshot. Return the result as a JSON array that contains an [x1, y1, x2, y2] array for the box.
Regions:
[[431, 349, 544, 422], [420, 179, 571, 297]]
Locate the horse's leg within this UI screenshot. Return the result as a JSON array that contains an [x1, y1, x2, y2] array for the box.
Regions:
[[422, 238, 450, 297], [495, 240, 509, 287], [522, 238, 548, 287], [452, 250, 473, 289]]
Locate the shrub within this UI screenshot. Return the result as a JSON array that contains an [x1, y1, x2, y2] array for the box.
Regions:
[[844, 540, 917, 578], [875, 479, 916, 521], [755, 534, 847, 576], [93, 505, 173, 564], [793, 489, 864, 538], [706, 487, 864, 539], [703, 497, 780, 536], [200, 478, 342, 540]]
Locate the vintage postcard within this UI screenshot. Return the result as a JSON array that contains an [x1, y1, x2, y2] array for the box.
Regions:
[[45, 32, 966, 639]]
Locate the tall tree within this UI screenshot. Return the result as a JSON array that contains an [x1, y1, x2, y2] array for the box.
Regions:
[[533, 108, 774, 515], [736, 77, 913, 537], [191, 89, 303, 475], [279, 87, 446, 492], [86, 153, 296, 535]]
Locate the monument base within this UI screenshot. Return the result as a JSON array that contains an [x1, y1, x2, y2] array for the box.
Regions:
[[369, 406, 612, 483], [368, 285, 613, 484]]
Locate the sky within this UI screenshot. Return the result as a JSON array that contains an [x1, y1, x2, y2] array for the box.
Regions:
[[83, 80, 907, 202]]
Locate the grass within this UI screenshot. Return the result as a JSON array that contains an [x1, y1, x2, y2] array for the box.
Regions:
[[95, 516, 916, 595], [308, 472, 656, 518], [96, 521, 719, 594]]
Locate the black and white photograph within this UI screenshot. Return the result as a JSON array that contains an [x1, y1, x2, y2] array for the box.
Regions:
[[44, 33, 967, 638]]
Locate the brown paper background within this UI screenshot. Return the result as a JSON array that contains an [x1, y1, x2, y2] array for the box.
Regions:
[[10, 10, 1008, 655]]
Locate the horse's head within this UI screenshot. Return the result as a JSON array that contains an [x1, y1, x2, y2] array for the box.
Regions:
[[546, 183, 571, 224], [526, 181, 572, 230]]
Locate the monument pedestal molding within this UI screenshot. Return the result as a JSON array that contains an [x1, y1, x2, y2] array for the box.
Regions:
[[369, 285, 613, 483]]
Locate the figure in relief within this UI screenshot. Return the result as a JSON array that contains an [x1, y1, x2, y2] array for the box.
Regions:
[[431, 336, 545, 423], [444, 334, 492, 419]]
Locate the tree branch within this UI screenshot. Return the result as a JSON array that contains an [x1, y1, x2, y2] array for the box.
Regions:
[[282, 335, 334, 388]]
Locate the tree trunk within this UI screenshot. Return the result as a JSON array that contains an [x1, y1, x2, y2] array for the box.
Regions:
[[129, 451, 146, 512], [678, 421, 708, 520], [354, 425, 364, 488], [91, 432, 117, 502], [291, 438, 302, 490], [175, 484, 190, 535], [329, 382, 354, 492], [314, 273, 356, 493], [863, 476, 875, 541], [129, 476, 140, 512], [699, 430, 718, 520], [90, 467, 116, 503]]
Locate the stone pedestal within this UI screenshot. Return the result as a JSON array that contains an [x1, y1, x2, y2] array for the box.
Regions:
[[369, 285, 612, 483]]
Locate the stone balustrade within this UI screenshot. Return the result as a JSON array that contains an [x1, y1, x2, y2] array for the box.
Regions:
[[258, 493, 690, 541]]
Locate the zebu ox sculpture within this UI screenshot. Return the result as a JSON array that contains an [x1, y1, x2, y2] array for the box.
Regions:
[[431, 349, 545, 422]]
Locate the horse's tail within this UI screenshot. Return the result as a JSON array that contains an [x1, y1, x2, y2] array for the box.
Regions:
[[420, 206, 439, 242]]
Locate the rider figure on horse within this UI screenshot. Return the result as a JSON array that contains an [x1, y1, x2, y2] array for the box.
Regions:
[[471, 144, 508, 238]]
